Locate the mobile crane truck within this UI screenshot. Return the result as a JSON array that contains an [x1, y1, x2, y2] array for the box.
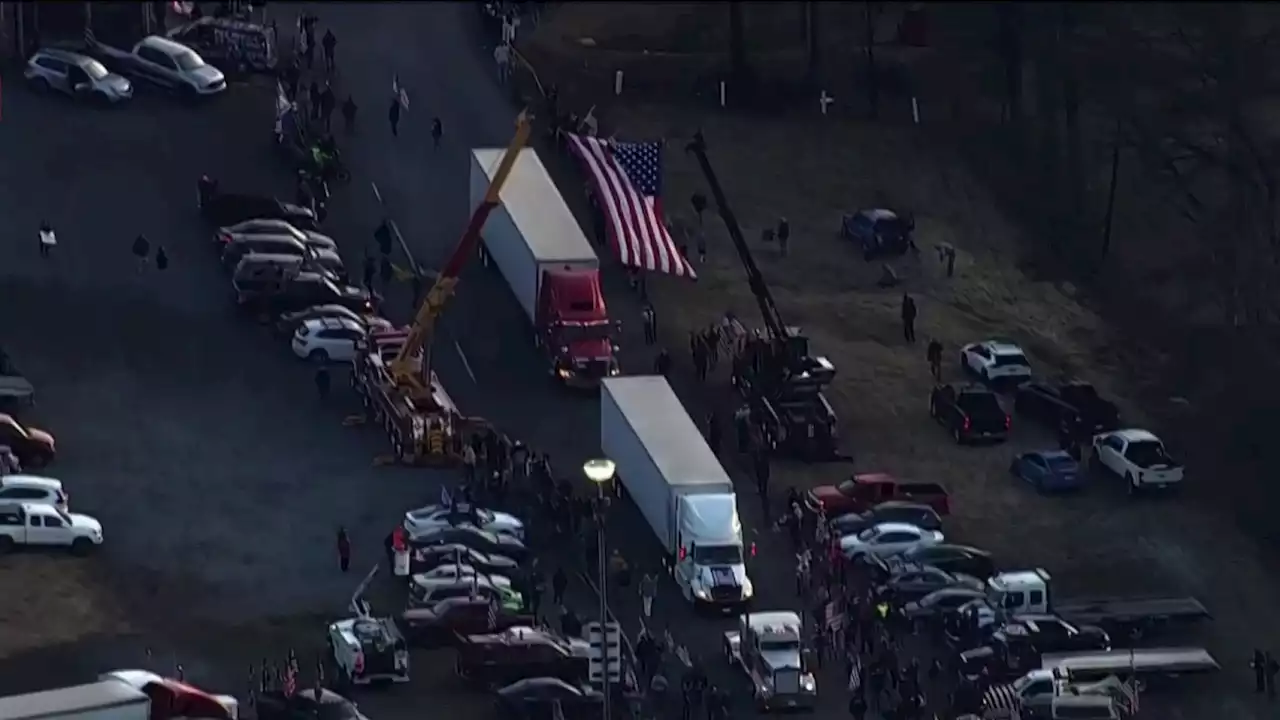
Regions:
[[350, 112, 532, 464]]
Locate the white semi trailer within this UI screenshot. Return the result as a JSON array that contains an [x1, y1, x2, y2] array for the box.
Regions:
[[601, 375, 752, 612]]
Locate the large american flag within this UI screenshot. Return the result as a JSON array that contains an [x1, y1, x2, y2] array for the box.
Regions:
[[567, 134, 696, 279]]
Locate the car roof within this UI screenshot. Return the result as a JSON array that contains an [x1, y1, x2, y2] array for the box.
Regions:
[[981, 340, 1025, 354], [1030, 450, 1075, 461], [1109, 428, 1159, 443], [1, 475, 63, 490], [139, 35, 198, 56], [858, 208, 898, 221], [302, 316, 365, 332], [869, 522, 928, 534], [871, 501, 937, 514], [33, 48, 97, 67]]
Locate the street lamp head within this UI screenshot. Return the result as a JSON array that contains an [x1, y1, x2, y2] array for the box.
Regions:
[[582, 458, 617, 484]]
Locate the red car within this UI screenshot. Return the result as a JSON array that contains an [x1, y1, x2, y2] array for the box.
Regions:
[[400, 597, 534, 648], [456, 626, 589, 687], [806, 473, 950, 516]]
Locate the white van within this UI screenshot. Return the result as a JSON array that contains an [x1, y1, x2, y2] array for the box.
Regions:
[[0, 475, 67, 510]]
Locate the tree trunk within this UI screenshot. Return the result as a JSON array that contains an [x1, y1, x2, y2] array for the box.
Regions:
[[864, 2, 879, 119], [997, 4, 1024, 124], [729, 2, 749, 81]]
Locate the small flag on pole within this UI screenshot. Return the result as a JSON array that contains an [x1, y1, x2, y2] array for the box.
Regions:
[[282, 664, 297, 697]]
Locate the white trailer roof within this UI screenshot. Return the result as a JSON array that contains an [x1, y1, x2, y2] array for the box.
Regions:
[[472, 148, 596, 264], [604, 376, 731, 490], [0, 681, 148, 720]]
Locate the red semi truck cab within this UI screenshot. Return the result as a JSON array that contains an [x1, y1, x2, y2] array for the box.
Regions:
[[538, 268, 619, 387], [471, 147, 620, 389]]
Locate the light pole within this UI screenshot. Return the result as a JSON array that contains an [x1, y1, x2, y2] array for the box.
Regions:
[[583, 457, 617, 720]]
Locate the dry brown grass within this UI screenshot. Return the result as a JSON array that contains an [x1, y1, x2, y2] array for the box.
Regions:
[[0, 556, 133, 659]]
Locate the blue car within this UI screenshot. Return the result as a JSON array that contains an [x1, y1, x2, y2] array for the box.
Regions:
[[1010, 450, 1082, 491]]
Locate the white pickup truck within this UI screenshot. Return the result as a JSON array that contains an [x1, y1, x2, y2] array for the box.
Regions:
[[88, 35, 226, 98], [1089, 428, 1183, 494], [0, 502, 103, 555]]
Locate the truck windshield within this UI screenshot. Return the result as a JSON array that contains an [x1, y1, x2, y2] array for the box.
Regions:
[[559, 323, 610, 342], [694, 544, 743, 565], [175, 51, 207, 71], [759, 639, 799, 653]]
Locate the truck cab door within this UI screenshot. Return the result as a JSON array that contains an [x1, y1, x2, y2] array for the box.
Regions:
[[675, 543, 696, 597], [25, 511, 56, 545]]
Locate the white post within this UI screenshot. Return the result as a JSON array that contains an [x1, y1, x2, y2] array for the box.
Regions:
[[911, 96, 920, 125], [819, 91, 834, 116], [719, 81, 726, 108], [614, 70, 624, 96]]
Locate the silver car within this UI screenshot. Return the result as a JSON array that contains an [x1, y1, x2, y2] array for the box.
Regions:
[[25, 48, 133, 104]]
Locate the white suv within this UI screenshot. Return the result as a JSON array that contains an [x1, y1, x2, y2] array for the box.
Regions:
[[960, 340, 1032, 383], [292, 316, 367, 363], [0, 475, 68, 510]]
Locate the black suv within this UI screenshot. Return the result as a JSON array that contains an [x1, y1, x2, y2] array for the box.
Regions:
[[929, 384, 1009, 444], [235, 272, 376, 316]]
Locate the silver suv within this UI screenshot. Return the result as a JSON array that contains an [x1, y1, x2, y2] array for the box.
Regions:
[[24, 48, 133, 104]]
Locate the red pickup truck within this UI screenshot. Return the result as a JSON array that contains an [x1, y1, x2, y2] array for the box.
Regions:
[[806, 472, 951, 516]]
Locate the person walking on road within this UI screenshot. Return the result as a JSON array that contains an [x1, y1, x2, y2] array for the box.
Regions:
[[314, 364, 331, 400], [155, 247, 169, 272], [322, 29, 337, 73], [901, 293, 917, 343], [642, 304, 657, 345], [336, 526, 351, 572], [132, 234, 151, 272], [388, 96, 402, 137], [431, 117, 443, 150], [319, 83, 336, 132], [342, 95, 357, 133], [640, 571, 658, 618], [926, 338, 942, 381], [551, 567, 568, 606], [38, 221, 56, 258]]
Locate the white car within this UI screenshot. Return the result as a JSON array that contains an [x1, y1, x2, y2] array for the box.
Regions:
[[217, 219, 338, 252], [0, 502, 103, 554], [0, 475, 68, 510], [840, 522, 943, 560], [960, 340, 1033, 383], [415, 562, 513, 588], [292, 317, 367, 363], [1090, 428, 1184, 493], [403, 504, 525, 540]]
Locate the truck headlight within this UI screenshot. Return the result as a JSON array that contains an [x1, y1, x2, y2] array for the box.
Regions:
[[693, 587, 709, 600], [741, 578, 754, 598], [801, 674, 816, 692], [557, 368, 571, 379]]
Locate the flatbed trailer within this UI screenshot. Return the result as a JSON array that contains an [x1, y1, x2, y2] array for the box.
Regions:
[[1056, 596, 1210, 638]]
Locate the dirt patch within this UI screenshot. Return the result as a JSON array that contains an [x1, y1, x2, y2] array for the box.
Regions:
[[0, 555, 133, 659]]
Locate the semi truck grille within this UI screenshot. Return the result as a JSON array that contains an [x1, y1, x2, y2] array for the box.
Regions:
[[710, 586, 740, 601], [774, 668, 800, 694], [584, 360, 609, 377]]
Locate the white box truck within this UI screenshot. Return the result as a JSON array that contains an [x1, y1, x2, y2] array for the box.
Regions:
[[601, 376, 753, 612], [0, 680, 149, 720], [471, 148, 619, 387]]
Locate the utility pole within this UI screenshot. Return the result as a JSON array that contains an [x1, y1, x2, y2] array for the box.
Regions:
[[864, 1, 879, 119], [1099, 123, 1121, 268]]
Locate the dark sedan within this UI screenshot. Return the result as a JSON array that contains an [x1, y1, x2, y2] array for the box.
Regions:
[[893, 544, 996, 580], [830, 501, 944, 537], [408, 524, 529, 561], [456, 626, 588, 687], [198, 187, 317, 230], [255, 689, 363, 720], [879, 565, 983, 603], [400, 597, 534, 648], [410, 542, 522, 577]]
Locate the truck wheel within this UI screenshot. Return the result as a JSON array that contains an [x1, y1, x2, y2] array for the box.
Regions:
[[70, 538, 94, 556], [0, 536, 14, 553]]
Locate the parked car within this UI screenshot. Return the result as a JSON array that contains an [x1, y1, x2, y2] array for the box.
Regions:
[[807, 473, 951, 516], [0, 475, 68, 510], [408, 543, 521, 577], [960, 340, 1033, 384], [455, 626, 589, 687], [929, 384, 1010, 444], [25, 47, 133, 103], [407, 525, 529, 561], [1014, 380, 1120, 435], [829, 501, 943, 538], [291, 316, 368, 363], [403, 504, 525, 540], [198, 186, 317, 229], [901, 587, 990, 620], [495, 677, 603, 719], [840, 208, 914, 259], [88, 35, 225, 97], [839, 522, 943, 560], [274, 304, 392, 338], [1010, 450, 1082, 492], [166, 17, 277, 75], [399, 597, 534, 648], [1090, 429, 1183, 494], [215, 220, 337, 252], [893, 544, 996, 580], [255, 688, 364, 720], [0, 413, 55, 468], [879, 565, 983, 603]]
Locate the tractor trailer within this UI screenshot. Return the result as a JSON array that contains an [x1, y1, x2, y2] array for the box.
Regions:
[[601, 375, 752, 612], [471, 148, 619, 387]]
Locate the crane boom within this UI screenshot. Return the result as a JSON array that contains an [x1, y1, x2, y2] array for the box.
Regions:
[[389, 111, 532, 398], [685, 131, 789, 342]]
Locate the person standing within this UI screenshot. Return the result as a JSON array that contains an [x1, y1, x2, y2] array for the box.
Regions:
[[777, 217, 790, 256], [493, 42, 512, 84], [314, 364, 331, 400], [336, 526, 351, 572], [901, 294, 917, 343], [640, 571, 658, 618], [38, 221, 56, 258], [319, 83, 336, 132], [642, 304, 657, 345], [926, 338, 942, 381], [388, 96, 402, 137], [431, 117, 443, 150], [322, 29, 337, 73], [132, 234, 151, 272], [654, 348, 672, 376], [154, 247, 169, 272], [691, 191, 708, 225], [552, 566, 568, 606], [342, 95, 357, 133], [308, 81, 322, 121]]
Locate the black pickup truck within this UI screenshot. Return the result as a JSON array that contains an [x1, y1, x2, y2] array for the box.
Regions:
[[929, 384, 1010, 444], [1014, 380, 1120, 435]]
